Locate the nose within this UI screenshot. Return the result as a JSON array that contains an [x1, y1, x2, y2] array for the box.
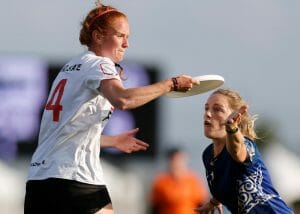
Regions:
[[204, 110, 211, 119], [123, 37, 129, 48]]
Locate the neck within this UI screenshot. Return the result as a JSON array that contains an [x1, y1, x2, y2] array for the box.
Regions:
[[88, 47, 101, 56], [170, 169, 187, 179], [212, 141, 225, 157]]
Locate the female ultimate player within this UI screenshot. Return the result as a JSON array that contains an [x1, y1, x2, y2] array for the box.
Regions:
[[24, 2, 199, 214]]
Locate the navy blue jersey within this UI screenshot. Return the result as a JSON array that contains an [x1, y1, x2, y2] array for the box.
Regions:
[[202, 138, 293, 214]]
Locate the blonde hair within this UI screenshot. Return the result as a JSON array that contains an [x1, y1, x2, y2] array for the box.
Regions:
[[211, 88, 258, 140]]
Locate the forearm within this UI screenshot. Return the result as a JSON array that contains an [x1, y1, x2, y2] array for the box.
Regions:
[[100, 75, 197, 110], [225, 127, 247, 162], [118, 79, 173, 109], [100, 129, 149, 153], [100, 135, 115, 148]]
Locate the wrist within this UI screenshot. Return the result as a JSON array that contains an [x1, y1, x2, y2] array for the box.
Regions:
[[110, 135, 118, 148], [226, 126, 239, 134], [210, 198, 220, 206], [171, 77, 178, 91]]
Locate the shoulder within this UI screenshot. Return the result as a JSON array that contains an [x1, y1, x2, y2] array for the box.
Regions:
[[244, 137, 258, 154], [80, 52, 119, 78], [154, 173, 169, 180], [202, 144, 213, 159], [81, 52, 114, 67], [243, 137, 260, 164], [202, 144, 213, 167], [186, 171, 204, 182], [152, 173, 170, 186]]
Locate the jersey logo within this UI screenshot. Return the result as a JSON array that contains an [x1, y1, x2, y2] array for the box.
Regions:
[[99, 63, 118, 76], [62, 64, 82, 72], [237, 165, 276, 213], [102, 107, 114, 122]]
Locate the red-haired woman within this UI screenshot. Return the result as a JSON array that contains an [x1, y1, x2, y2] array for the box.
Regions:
[[24, 2, 198, 214]]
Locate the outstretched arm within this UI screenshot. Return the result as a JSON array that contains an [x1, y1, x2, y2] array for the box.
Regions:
[[99, 75, 200, 110], [100, 128, 149, 153], [225, 106, 248, 163]]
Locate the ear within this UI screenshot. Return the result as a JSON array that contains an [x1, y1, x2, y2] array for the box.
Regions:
[[92, 30, 103, 45]]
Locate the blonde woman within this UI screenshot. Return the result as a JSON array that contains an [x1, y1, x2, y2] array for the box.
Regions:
[[195, 89, 292, 214]]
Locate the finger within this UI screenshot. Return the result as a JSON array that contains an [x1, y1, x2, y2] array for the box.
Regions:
[[132, 145, 146, 151], [229, 105, 248, 124], [131, 139, 149, 150], [239, 105, 248, 115], [180, 74, 192, 79], [126, 149, 132, 154], [192, 79, 200, 85], [131, 146, 140, 152], [224, 115, 237, 126], [231, 112, 240, 122], [132, 144, 147, 152], [217, 205, 223, 214], [135, 140, 149, 147], [124, 128, 139, 136], [138, 144, 149, 151], [193, 207, 203, 213]]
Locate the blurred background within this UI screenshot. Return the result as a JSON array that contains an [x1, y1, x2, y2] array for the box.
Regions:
[[1, 0, 300, 213]]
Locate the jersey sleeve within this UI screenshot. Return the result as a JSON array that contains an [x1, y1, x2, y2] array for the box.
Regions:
[[84, 58, 121, 90], [243, 138, 258, 165]]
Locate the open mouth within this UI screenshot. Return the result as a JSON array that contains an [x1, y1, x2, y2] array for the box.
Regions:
[[204, 121, 211, 126]]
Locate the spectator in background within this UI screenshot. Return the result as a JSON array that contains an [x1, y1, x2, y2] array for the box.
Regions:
[[150, 147, 208, 214]]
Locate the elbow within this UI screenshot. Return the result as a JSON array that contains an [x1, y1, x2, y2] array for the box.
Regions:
[[226, 146, 246, 163], [231, 150, 247, 163], [112, 98, 131, 110], [232, 154, 244, 163], [107, 89, 135, 110]]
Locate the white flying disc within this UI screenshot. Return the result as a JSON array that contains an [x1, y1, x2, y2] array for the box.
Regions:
[[166, 74, 224, 98]]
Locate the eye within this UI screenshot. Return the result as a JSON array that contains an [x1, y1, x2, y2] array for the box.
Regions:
[[213, 106, 224, 113], [116, 32, 127, 39]]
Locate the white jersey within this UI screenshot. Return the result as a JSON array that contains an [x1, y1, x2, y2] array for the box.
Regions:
[[27, 51, 121, 185]]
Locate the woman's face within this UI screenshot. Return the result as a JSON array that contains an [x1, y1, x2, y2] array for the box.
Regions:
[[203, 93, 233, 141], [99, 17, 129, 63]]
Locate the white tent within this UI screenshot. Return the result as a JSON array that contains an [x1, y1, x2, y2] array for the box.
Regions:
[[0, 159, 145, 214], [263, 142, 300, 205]]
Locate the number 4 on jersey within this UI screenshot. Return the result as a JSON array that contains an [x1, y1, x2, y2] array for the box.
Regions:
[[45, 79, 67, 122]]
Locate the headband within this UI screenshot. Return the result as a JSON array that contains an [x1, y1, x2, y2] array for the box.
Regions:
[[90, 8, 117, 28]]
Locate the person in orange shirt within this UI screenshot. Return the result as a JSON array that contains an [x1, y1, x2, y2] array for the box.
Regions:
[[150, 147, 209, 214]]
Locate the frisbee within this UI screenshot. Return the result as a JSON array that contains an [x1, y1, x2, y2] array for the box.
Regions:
[[166, 74, 224, 98]]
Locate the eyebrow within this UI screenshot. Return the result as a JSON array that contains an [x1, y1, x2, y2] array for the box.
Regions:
[[205, 103, 226, 108], [214, 103, 225, 108]]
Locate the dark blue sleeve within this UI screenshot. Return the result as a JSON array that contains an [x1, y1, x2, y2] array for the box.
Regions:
[[243, 138, 259, 166]]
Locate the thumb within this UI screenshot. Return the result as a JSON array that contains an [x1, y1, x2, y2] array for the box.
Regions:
[[192, 79, 200, 85], [239, 105, 248, 115], [125, 128, 139, 136]]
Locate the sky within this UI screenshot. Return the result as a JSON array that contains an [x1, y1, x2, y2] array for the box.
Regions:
[[1, 0, 300, 156]]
